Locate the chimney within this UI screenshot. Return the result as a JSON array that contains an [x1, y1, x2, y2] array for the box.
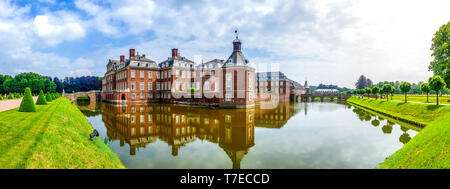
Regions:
[[129, 48, 135, 58], [120, 55, 125, 63], [172, 48, 178, 58]]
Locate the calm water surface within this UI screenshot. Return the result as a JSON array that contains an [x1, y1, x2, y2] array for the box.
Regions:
[[77, 100, 419, 169]]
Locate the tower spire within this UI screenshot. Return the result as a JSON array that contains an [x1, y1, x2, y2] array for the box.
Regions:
[[233, 29, 241, 52]]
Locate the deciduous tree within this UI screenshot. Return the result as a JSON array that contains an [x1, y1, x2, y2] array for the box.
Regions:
[[429, 75, 446, 105], [399, 82, 411, 103], [420, 83, 431, 103]]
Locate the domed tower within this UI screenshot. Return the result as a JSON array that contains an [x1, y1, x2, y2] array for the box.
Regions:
[[220, 30, 256, 108]]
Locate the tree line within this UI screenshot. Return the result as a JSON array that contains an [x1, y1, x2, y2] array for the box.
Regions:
[[0, 72, 56, 95], [0, 72, 102, 97], [351, 20, 450, 106], [54, 76, 102, 93]]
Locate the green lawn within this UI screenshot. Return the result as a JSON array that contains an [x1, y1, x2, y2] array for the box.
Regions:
[[0, 98, 125, 169], [347, 97, 450, 168], [387, 94, 450, 104]]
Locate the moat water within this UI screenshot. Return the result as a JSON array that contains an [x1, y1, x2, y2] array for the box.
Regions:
[[77, 100, 419, 169]]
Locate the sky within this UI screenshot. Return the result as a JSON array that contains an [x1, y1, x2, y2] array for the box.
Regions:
[[0, 0, 449, 88]]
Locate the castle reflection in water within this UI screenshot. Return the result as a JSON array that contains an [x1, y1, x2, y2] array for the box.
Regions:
[[99, 102, 300, 169]]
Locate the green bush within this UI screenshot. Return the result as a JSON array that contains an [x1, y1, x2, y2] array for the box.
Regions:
[[7, 93, 13, 99], [0, 95, 3, 100], [35, 90, 47, 105], [46, 92, 52, 102], [50, 93, 55, 100], [19, 87, 36, 112]]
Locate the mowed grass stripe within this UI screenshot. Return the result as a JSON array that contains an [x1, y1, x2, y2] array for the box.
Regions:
[[0, 100, 59, 168], [15, 101, 60, 168], [0, 98, 124, 169], [0, 103, 55, 146]]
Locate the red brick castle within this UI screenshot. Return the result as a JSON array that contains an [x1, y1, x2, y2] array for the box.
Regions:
[[102, 31, 256, 108]]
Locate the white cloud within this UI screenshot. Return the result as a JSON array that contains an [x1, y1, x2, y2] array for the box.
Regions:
[[1, 0, 450, 87], [0, 0, 91, 78], [72, 0, 450, 88], [33, 12, 86, 46]]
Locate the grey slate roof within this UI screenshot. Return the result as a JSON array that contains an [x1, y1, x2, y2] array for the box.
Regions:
[[158, 56, 195, 68], [197, 59, 224, 69], [256, 72, 288, 81], [223, 51, 249, 67]]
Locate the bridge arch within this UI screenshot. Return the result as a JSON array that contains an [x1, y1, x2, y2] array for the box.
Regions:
[[64, 90, 101, 104]]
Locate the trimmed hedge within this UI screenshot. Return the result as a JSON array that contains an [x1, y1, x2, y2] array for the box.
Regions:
[[36, 90, 47, 105], [19, 87, 36, 112], [7, 93, 13, 99], [46, 92, 52, 102]]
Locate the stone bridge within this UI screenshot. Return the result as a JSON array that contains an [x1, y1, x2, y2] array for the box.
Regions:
[[64, 90, 101, 104], [299, 93, 352, 102]]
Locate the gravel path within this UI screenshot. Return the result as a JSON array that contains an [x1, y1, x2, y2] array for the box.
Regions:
[[0, 97, 38, 112]]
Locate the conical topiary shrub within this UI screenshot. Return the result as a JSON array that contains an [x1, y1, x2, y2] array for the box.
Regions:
[[51, 93, 56, 100], [19, 87, 36, 112], [36, 90, 47, 105], [46, 92, 52, 102], [7, 93, 13, 99]]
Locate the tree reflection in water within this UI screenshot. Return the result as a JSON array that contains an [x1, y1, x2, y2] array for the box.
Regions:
[[349, 105, 415, 145]]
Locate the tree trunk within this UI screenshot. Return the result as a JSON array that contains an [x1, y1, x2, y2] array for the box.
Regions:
[[437, 92, 439, 105], [404, 93, 407, 103], [426, 93, 428, 103]]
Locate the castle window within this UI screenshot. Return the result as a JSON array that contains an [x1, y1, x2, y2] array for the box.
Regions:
[[148, 71, 152, 78], [140, 82, 144, 90], [226, 73, 232, 90], [204, 81, 210, 91], [225, 93, 232, 101], [141, 93, 145, 99], [148, 82, 152, 90], [131, 70, 135, 78], [131, 82, 135, 90]]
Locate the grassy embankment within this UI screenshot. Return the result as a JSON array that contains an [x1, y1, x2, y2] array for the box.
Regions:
[[347, 97, 449, 168], [390, 95, 450, 104], [0, 98, 125, 169]]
